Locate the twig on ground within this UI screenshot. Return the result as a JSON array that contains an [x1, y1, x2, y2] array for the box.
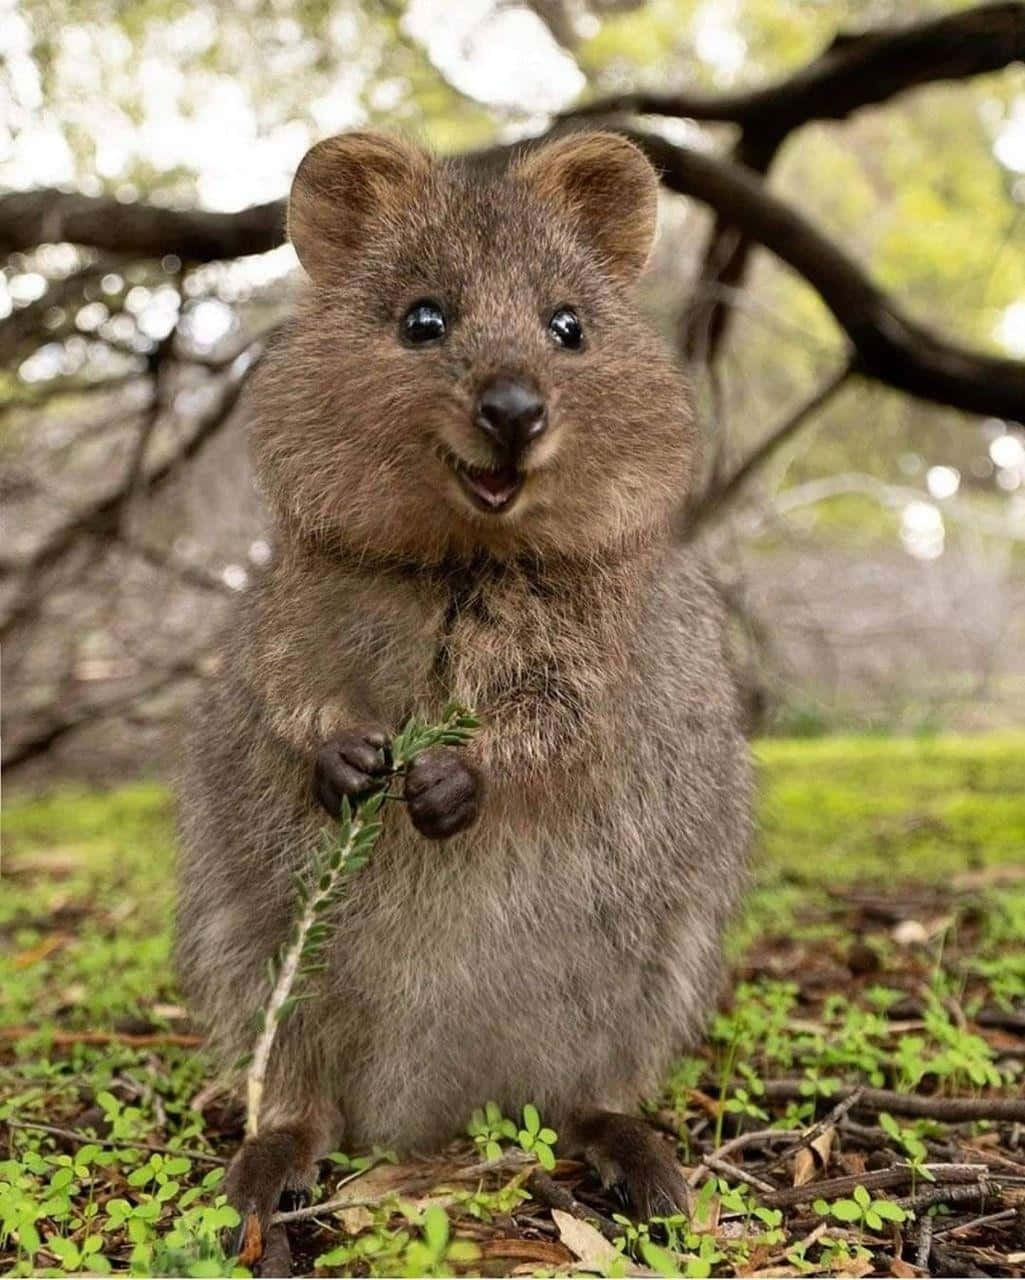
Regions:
[[759, 1080, 1025, 1123], [699, 1154, 778, 1195], [892, 1180, 998, 1215], [523, 1169, 620, 1244], [933, 1207, 1019, 1238], [761, 1086, 865, 1175], [761, 1163, 991, 1210], [915, 1208, 934, 1272], [0, 1026, 203, 1048], [5, 1119, 226, 1165], [686, 1128, 804, 1187]]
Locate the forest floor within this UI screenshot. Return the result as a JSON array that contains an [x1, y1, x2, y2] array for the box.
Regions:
[[2, 734, 1024, 1278]]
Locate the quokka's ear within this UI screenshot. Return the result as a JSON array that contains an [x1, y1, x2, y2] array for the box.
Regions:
[[288, 132, 431, 283], [514, 132, 659, 283]]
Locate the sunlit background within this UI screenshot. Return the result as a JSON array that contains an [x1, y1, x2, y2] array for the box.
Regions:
[[3, 0, 1025, 783]]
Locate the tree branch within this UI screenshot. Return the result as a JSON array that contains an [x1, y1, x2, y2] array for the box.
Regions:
[[0, 191, 284, 261], [624, 127, 1025, 422], [680, 359, 854, 536], [564, 3, 1025, 132], [1, 655, 206, 772], [562, 4, 1025, 364], [0, 338, 266, 640]]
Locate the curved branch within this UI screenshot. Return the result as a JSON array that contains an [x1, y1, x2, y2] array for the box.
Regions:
[[625, 127, 1025, 423], [563, 3, 1025, 365], [0, 338, 266, 640], [565, 3, 1025, 132]]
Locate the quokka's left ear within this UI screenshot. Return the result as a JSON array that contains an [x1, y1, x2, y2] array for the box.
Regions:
[[514, 131, 659, 284]]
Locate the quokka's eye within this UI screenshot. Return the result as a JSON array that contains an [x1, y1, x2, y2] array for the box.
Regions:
[[401, 299, 446, 345], [548, 307, 583, 350]]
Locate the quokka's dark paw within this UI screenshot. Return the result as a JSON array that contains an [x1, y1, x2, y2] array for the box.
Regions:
[[223, 1131, 316, 1274], [313, 724, 390, 816], [572, 1111, 688, 1221], [404, 746, 482, 840]]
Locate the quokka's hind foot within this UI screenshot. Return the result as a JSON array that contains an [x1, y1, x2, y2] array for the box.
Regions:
[[223, 1126, 320, 1274], [564, 1109, 688, 1220]]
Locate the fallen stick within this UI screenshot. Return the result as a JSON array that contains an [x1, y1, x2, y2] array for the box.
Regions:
[[760, 1087, 864, 1175], [759, 1080, 1025, 1123], [892, 1180, 999, 1214], [686, 1128, 804, 1188], [915, 1208, 934, 1272], [760, 1162, 991, 1210], [0, 1027, 203, 1048], [523, 1169, 620, 1243], [5, 1118, 226, 1165], [933, 1207, 1019, 1238]]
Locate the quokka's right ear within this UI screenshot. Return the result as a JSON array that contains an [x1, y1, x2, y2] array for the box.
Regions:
[[288, 132, 431, 283]]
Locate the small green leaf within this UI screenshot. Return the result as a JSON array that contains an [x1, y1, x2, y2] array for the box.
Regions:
[[872, 1200, 907, 1223], [422, 1204, 449, 1254]]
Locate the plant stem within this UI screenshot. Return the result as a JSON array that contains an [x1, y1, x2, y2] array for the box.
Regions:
[[246, 812, 368, 1137]]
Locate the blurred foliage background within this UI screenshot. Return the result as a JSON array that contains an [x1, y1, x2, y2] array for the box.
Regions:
[[2, 0, 1024, 784]]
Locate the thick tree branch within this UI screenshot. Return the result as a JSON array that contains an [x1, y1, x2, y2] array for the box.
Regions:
[[0, 191, 284, 261], [625, 128, 1025, 422], [562, 3, 1025, 364], [565, 3, 1025, 132]]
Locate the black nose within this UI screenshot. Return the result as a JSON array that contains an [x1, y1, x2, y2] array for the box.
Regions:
[[475, 376, 547, 456]]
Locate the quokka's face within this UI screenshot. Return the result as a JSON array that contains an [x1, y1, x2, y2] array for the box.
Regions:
[[252, 132, 694, 563]]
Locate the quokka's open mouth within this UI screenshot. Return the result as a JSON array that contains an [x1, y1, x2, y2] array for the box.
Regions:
[[442, 449, 524, 513]]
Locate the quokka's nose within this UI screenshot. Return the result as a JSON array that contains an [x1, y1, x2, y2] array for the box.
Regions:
[[475, 376, 547, 456]]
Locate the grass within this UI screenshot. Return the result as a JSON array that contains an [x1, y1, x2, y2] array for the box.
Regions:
[[2, 734, 1024, 1276]]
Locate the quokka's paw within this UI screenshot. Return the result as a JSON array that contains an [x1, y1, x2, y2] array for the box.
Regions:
[[223, 1130, 312, 1273], [404, 746, 482, 840], [313, 724, 390, 816], [571, 1111, 688, 1220]]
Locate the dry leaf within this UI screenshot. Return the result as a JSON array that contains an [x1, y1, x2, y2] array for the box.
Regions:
[[337, 1205, 374, 1234], [892, 920, 927, 946], [888, 1259, 920, 1277], [792, 1124, 834, 1185], [552, 1209, 620, 1270], [330, 1160, 413, 1206], [14, 934, 72, 968], [810, 1126, 835, 1169], [792, 1147, 816, 1187], [832, 1254, 874, 1278], [690, 1190, 720, 1234], [237, 1212, 263, 1267]]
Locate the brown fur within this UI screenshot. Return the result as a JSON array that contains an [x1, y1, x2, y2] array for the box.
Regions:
[[176, 130, 751, 1229]]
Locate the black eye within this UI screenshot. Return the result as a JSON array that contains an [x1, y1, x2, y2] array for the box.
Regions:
[[401, 299, 446, 345], [548, 307, 583, 350]]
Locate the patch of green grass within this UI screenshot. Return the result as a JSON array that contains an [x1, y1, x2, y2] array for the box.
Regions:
[[756, 732, 1025, 882], [2, 786, 176, 1030], [2, 735, 1024, 1276]]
